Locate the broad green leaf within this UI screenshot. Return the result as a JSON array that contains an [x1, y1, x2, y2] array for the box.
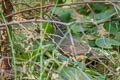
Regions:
[[92, 3, 107, 13], [58, 55, 68, 62], [115, 32, 120, 42], [88, 40, 96, 47], [89, 7, 115, 19], [103, 22, 119, 35], [51, 7, 73, 22], [95, 37, 120, 48], [72, 32, 82, 40], [71, 24, 84, 32], [59, 67, 93, 80]]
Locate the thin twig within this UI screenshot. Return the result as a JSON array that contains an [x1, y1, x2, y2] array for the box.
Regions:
[[0, 19, 73, 27], [5, 1, 120, 19], [0, 16, 120, 28]]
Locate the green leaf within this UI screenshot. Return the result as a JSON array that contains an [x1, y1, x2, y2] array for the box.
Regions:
[[71, 24, 84, 32], [103, 22, 118, 35], [58, 55, 68, 61], [92, 3, 107, 13], [85, 69, 105, 80], [88, 40, 96, 47], [72, 32, 82, 40], [42, 23, 54, 34], [59, 67, 93, 80], [90, 7, 115, 20], [95, 37, 120, 48], [115, 32, 120, 42], [51, 7, 73, 22], [73, 62, 86, 69], [57, 0, 66, 4]]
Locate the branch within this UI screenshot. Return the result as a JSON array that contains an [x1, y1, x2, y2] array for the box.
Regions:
[[0, 19, 73, 27], [5, 1, 120, 19], [0, 17, 120, 28]]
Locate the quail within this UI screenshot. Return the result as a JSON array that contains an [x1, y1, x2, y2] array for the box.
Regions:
[[51, 14, 91, 60]]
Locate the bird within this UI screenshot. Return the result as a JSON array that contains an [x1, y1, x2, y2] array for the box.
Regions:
[[51, 14, 91, 60]]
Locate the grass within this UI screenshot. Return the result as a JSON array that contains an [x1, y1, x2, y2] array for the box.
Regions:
[[0, 0, 120, 80]]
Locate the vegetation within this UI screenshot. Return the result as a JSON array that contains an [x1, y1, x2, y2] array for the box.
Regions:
[[0, 0, 120, 80]]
